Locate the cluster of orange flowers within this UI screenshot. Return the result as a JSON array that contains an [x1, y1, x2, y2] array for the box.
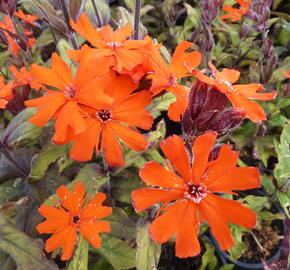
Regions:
[[0, 7, 281, 261]]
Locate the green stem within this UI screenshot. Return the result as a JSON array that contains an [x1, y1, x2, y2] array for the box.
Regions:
[[91, 0, 102, 27]]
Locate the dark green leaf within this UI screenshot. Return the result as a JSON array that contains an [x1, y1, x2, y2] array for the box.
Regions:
[[0, 214, 58, 270]]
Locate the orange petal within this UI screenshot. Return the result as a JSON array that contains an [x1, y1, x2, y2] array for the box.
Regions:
[[70, 14, 104, 48], [149, 200, 188, 243], [109, 122, 148, 151], [169, 41, 201, 78], [167, 84, 188, 122], [160, 135, 191, 182], [80, 220, 110, 249], [45, 225, 77, 261], [70, 119, 102, 162], [227, 92, 267, 122], [113, 109, 153, 130], [233, 84, 277, 101], [199, 194, 234, 250], [115, 47, 145, 72], [206, 167, 260, 193], [217, 68, 240, 84], [101, 124, 124, 166], [25, 92, 66, 127], [132, 188, 183, 212], [51, 53, 73, 86], [205, 144, 239, 181], [53, 101, 86, 144], [104, 73, 137, 100], [139, 161, 184, 190], [112, 90, 152, 113], [81, 192, 112, 220], [37, 206, 70, 234], [175, 201, 200, 258], [191, 131, 217, 184], [200, 194, 256, 250], [100, 23, 132, 43], [56, 182, 85, 215]]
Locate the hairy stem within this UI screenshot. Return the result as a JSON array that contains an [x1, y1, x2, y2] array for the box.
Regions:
[[134, 0, 142, 39], [58, 0, 78, 49], [91, 0, 102, 27]]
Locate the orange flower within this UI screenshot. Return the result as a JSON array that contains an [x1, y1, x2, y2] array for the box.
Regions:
[[14, 10, 39, 26], [0, 15, 19, 56], [149, 41, 201, 121], [37, 182, 112, 260], [283, 70, 290, 79], [220, 0, 251, 23], [132, 132, 260, 258], [70, 14, 151, 72], [70, 77, 153, 166], [9, 65, 43, 90], [25, 52, 113, 144], [0, 76, 13, 108], [192, 63, 277, 122]]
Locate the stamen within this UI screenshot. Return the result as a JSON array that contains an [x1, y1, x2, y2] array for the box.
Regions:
[[106, 42, 123, 48], [96, 109, 111, 122], [64, 84, 76, 99], [184, 183, 208, 204]]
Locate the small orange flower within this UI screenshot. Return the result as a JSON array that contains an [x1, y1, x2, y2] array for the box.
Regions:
[[25, 52, 113, 144], [132, 132, 260, 258], [70, 14, 151, 72], [70, 77, 153, 166], [283, 70, 290, 79], [37, 182, 112, 261], [220, 0, 251, 23], [14, 10, 39, 26], [192, 63, 277, 122], [149, 41, 201, 121], [0, 76, 13, 108]]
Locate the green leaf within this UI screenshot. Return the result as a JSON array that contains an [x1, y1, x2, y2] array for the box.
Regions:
[[67, 237, 89, 270], [85, 0, 110, 26], [228, 224, 247, 261], [92, 235, 136, 270], [57, 39, 75, 68], [276, 191, 290, 218], [238, 195, 270, 213], [1, 108, 42, 147], [218, 264, 234, 270], [89, 258, 114, 270], [274, 123, 290, 187], [29, 143, 69, 181], [200, 239, 218, 270], [0, 214, 58, 270], [184, 3, 200, 29], [148, 92, 176, 118], [136, 220, 161, 270], [0, 179, 25, 205], [106, 208, 136, 239]]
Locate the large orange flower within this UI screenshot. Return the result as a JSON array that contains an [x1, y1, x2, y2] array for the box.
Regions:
[[149, 41, 201, 121], [192, 63, 277, 122], [25, 51, 113, 143], [0, 76, 13, 108], [132, 132, 260, 258], [70, 14, 151, 72], [70, 77, 153, 166], [220, 0, 251, 23], [37, 182, 112, 260]]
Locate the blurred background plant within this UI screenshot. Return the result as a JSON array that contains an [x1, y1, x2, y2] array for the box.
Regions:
[[0, 0, 289, 269]]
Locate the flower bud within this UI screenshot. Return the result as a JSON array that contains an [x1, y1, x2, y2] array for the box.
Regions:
[[183, 80, 245, 137]]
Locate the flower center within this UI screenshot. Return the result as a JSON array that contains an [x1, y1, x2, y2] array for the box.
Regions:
[[64, 84, 76, 99], [106, 42, 123, 49], [71, 215, 80, 226], [97, 109, 111, 122], [184, 183, 207, 204], [168, 73, 177, 87]]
